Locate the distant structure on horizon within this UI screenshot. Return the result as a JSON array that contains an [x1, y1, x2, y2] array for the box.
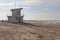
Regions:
[[7, 8, 24, 23]]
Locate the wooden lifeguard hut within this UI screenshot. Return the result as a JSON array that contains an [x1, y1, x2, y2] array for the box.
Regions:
[[7, 0, 24, 23], [8, 8, 24, 23]]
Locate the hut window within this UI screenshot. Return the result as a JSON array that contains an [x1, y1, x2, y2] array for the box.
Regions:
[[16, 17, 19, 20]]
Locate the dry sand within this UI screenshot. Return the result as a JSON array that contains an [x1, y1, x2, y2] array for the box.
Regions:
[[0, 22, 60, 40]]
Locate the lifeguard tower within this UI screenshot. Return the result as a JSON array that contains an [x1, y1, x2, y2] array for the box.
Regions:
[[8, 0, 24, 23]]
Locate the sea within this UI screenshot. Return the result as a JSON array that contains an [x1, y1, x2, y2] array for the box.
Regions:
[[24, 20, 60, 24]]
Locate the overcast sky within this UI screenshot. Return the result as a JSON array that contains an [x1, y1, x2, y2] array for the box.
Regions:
[[0, 0, 60, 20]]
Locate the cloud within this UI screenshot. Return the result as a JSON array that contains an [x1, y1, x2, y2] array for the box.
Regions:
[[16, 0, 60, 12], [0, 0, 60, 8], [0, 0, 60, 20], [16, 0, 41, 6], [0, 3, 14, 6], [0, 0, 60, 7], [0, 2, 16, 8], [16, 0, 60, 6], [47, 0, 60, 5], [0, 12, 8, 20]]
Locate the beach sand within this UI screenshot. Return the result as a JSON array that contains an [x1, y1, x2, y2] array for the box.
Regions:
[[0, 22, 60, 40]]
